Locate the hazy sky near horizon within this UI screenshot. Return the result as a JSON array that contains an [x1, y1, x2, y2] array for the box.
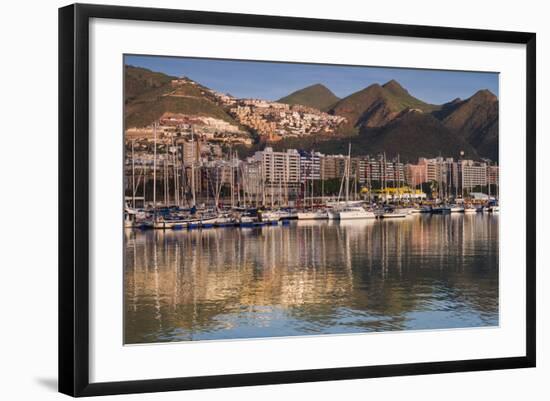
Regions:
[[125, 55, 499, 104]]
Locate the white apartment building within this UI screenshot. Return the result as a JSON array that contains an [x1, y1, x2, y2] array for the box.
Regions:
[[299, 150, 322, 182], [459, 159, 488, 191], [253, 147, 301, 183]]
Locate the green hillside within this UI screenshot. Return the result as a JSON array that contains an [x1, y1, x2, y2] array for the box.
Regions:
[[381, 80, 439, 112], [277, 84, 340, 111], [124, 65, 239, 129], [124, 65, 175, 104], [125, 96, 237, 128]]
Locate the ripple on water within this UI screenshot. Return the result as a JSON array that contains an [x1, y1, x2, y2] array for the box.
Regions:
[[124, 215, 499, 343]]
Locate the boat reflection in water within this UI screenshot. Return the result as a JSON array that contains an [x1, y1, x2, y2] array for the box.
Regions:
[[124, 214, 499, 344]]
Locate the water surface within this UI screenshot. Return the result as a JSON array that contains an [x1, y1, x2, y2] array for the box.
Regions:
[[124, 214, 499, 343]]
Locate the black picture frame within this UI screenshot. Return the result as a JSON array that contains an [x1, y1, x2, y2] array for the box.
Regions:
[[59, 3, 536, 397]]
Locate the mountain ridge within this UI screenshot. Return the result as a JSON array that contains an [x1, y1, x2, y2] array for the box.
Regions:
[[277, 83, 340, 111], [440, 89, 499, 161], [326, 80, 440, 134], [124, 65, 499, 161]]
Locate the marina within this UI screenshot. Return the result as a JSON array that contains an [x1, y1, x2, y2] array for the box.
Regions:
[[125, 135, 499, 231]]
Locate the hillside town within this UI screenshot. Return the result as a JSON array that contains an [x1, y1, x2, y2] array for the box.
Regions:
[[126, 76, 347, 146], [228, 99, 346, 140]]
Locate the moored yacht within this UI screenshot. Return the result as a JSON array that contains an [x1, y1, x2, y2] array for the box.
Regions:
[[214, 214, 236, 227], [338, 206, 376, 220], [380, 210, 408, 218], [297, 210, 328, 220], [259, 211, 280, 225], [144, 215, 192, 230], [393, 207, 415, 215], [238, 214, 258, 227]]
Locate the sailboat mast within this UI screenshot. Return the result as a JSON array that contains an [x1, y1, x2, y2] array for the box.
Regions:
[[172, 137, 179, 207], [383, 152, 387, 192], [278, 175, 282, 208], [190, 126, 196, 207], [345, 143, 351, 203], [236, 160, 241, 207], [231, 150, 235, 208], [397, 153, 401, 203], [131, 139, 136, 208], [153, 122, 157, 213], [164, 146, 168, 206], [269, 170, 275, 210], [311, 150, 315, 207], [321, 157, 325, 205], [367, 156, 372, 203], [143, 164, 147, 207], [488, 164, 491, 199]]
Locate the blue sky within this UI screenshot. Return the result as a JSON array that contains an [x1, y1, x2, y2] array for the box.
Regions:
[[125, 55, 499, 105]]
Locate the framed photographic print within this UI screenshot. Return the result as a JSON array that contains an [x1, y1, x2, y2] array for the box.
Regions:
[[58, 3, 536, 397]]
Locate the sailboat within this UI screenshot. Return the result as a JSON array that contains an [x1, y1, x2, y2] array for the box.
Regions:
[[337, 144, 375, 220], [379, 209, 408, 218], [296, 210, 328, 220], [259, 210, 281, 225], [449, 205, 465, 213], [214, 212, 236, 227], [338, 206, 376, 220]]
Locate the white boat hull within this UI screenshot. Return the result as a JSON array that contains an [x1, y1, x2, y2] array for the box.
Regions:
[[152, 219, 190, 229], [297, 211, 327, 220], [338, 210, 376, 220], [380, 213, 407, 219], [260, 212, 281, 223]]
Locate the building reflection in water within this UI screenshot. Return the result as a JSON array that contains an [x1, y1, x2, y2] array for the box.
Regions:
[[124, 215, 499, 343]]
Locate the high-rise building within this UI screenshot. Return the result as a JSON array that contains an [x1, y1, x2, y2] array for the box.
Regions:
[[181, 140, 199, 166], [298, 150, 322, 182], [350, 157, 368, 184], [363, 155, 405, 187], [459, 159, 488, 192], [418, 157, 450, 184], [254, 147, 300, 183], [487, 165, 499, 186], [241, 159, 263, 198], [320, 154, 347, 180], [406, 163, 427, 188], [406, 157, 498, 198]]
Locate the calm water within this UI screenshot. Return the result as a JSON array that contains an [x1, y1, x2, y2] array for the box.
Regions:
[[124, 214, 499, 344]]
